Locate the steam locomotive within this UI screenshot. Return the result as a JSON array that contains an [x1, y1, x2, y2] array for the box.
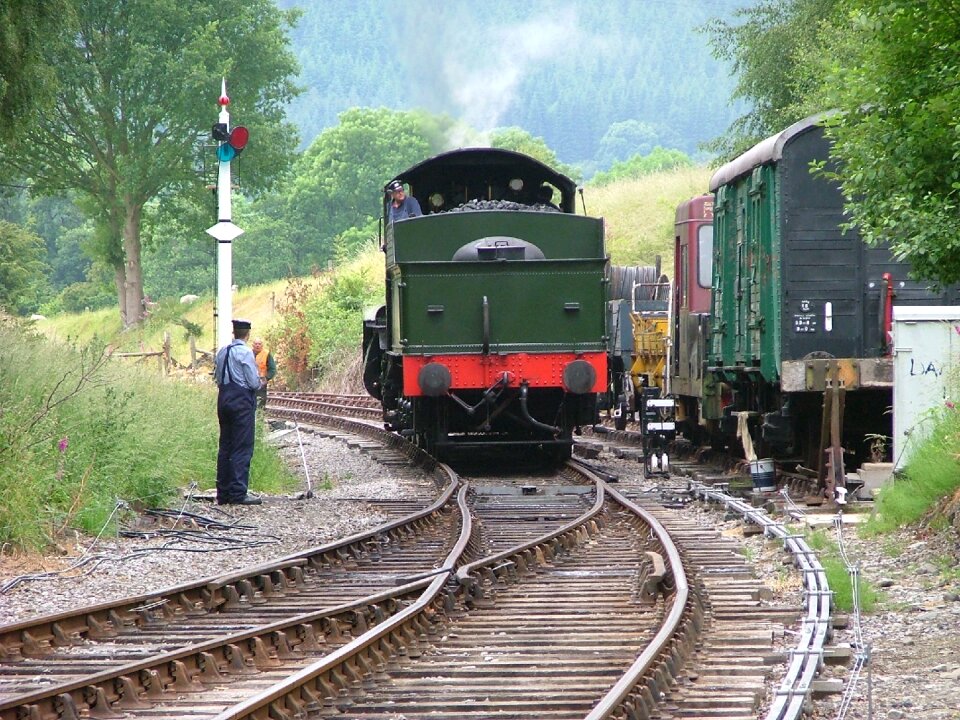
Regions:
[[362, 148, 607, 461]]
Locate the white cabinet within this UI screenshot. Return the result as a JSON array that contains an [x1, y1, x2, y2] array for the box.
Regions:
[[892, 306, 960, 471]]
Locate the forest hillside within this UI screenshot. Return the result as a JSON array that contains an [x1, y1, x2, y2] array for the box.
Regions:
[[278, 0, 749, 171]]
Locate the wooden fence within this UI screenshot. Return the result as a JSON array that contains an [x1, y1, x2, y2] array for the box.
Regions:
[[112, 333, 216, 375], [112, 332, 173, 374]]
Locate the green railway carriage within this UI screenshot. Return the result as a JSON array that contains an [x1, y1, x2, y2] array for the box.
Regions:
[[705, 113, 960, 478], [363, 148, 609, 460]]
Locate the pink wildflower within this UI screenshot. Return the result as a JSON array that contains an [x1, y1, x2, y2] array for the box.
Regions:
[[58, 436, 69, 453], [946, 400, 956, 410]]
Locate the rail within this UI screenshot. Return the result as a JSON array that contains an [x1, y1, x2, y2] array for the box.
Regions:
[[211, 482, 474, 720], [689, 481, 832, 720], [584, 469, 700, 720]]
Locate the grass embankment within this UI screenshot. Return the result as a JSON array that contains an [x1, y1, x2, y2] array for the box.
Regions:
[[0, 320, 296, 550], [37, 279, 290, 367], [866, 402, 960, 534], [590, 165, 713, 273]]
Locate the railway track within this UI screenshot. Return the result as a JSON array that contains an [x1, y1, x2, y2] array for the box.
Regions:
[[0, 394, 837, 720], [269, 392, 381, 421], [0, 416, 456, 717]]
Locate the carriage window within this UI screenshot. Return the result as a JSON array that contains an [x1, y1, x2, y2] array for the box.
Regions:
[[697, 224, 713, 288]]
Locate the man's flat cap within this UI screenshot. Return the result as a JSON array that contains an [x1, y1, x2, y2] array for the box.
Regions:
[[386, 180, 403, 192], [232, 318, 252, 330]]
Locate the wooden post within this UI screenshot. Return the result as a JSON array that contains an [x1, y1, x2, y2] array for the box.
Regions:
[[190, 336, 197, 371], [818, 362, 846, 501], [162, 332, 171, 375]]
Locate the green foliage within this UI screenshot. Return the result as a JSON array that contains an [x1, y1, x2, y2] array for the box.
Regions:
[[0, 190, 90, 295], [2, 0, 301, 325], [590, 148, 693, 187], [804, 527, 833, 551], [704, 0, 960, 285], [0, 321, 294, 549], [334, 220, 380, 266], [0, 2, 74, 139], [586, 165, 712, 272], [801, 528, 878, 612], [42, 258, 116, 315], [701, 0, 842, 158], [490, 127, 579, 181], [822, 555, 879, 613], [282, 108, 447, 268], [816, 0, 960, 285], [863, 404, 960, 532], [593, 121, 683, 174], [54, 279, 116, 315], [264, 243, 382, 391], [303, 258, 382, 377], [0, 219, 48, 314]]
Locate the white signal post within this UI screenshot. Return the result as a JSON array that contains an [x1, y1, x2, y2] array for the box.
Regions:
[[206, 78, 245, 350]]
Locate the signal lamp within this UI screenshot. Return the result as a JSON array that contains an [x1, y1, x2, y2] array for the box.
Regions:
[[215, 126, 249, 163]]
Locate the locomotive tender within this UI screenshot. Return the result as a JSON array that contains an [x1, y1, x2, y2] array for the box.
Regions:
[[363, 148, 608, 460], [670, 113, 960, 488]]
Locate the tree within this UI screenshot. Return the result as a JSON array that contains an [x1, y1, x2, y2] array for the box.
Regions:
[[595, 121, 659, 171], [0, 1, 74, 140], [490, 127, 578, 180], [818, 0, 960, 285], [590, 147, 693, 187], [701, 0, 842, 158], [2, 0, 300, 327], [0, 220, 48, 314], [283, 108, 446, 268]]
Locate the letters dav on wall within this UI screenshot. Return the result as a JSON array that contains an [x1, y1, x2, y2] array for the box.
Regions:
[[892, 309, 960, 471]]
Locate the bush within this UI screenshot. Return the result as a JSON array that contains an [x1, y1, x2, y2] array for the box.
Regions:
[[304, 268, 381, 379], [0, 320, 295, 549], [866, 401, 960, 532], [57, 280, 115, 313], [590, 147, 693, 187], [268, 243, 383, 390]]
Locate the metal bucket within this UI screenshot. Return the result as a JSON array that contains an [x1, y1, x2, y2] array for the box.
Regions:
[[749, 459, 776, 493]]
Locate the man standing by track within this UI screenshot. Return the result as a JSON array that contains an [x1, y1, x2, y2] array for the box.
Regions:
[[251, 337, 277, 411], [213, 319, 262, 505]]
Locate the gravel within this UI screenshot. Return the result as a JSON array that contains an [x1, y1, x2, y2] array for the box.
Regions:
[[598, 449, 960, 720], [2, 429, 959, 719]]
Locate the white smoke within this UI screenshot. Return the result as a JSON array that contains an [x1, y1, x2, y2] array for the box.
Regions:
[[447, 12, 577, 135], [402, 6, 583, 147]]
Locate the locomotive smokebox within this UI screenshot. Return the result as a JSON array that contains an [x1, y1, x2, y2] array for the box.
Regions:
[[418, 362, 452, 396], [563, 359, 597, 395]]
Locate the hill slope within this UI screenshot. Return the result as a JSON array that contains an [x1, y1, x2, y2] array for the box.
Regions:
[[277, 0, 749, 167]]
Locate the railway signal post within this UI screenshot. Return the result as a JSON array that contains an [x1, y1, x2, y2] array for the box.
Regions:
[[206, 78, 248, 349]]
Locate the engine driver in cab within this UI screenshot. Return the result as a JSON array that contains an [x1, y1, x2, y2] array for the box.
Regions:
[[386, 180, 422, 222]]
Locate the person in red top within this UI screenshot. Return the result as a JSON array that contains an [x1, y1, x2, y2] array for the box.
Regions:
[[251, 337, 277, 410]]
